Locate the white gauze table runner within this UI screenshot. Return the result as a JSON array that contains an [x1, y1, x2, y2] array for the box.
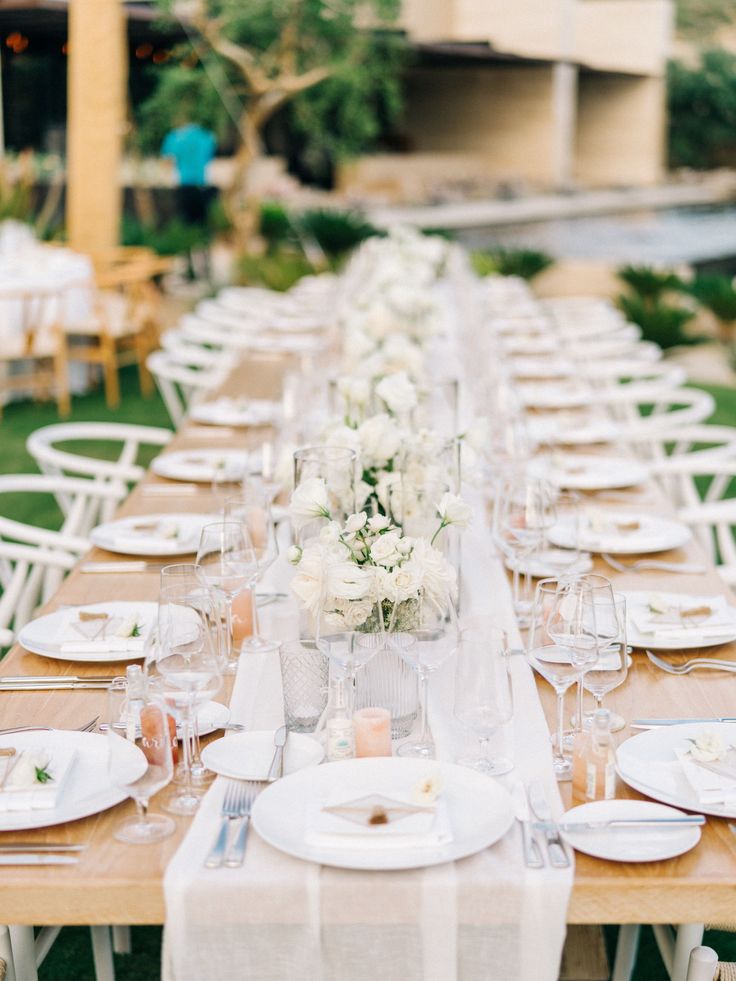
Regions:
[[163, 504, 573, 981]]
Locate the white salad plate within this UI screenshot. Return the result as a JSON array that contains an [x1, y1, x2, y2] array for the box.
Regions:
[[621, 591, 736, 651], [189, 398, 279, 428], [617, 722, 736, 820], [151, 449, 254, 484], [505, 548, 593, 579], [201, 731, 324, 781], [90, 513, 216, 557], [531, 454, 649, 491], [549, 512, 692, 556], [559, 799, 701, 863], [0, 730, 145, 831], [527, 416, 621, 447], [251, 757, 514, 871], [18, 601, 157, 663]]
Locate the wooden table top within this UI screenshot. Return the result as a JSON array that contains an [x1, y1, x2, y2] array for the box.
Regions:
[[1, 353, 735, 927]]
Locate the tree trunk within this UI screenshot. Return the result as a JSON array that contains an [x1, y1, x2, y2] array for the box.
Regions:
[[226, 110, 263, 255]]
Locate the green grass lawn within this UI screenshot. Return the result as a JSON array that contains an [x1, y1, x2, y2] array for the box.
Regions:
[[3, 375, 736, 979]]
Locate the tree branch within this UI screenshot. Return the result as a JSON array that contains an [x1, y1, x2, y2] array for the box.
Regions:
[[184, 0, 269, 94]]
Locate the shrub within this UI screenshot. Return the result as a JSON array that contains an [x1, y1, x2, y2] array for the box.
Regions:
[[260, 201, 296, 253], [300, 208, 378, 259], [470, 248, 554, 281], [236, 250, 315, 292], [617, 294, 699, 348], [687, 274, 736, 324], [618, 265, 685, 304]]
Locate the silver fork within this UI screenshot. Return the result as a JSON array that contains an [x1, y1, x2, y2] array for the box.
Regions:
[[602, 553, 706, 575], [646, 649, 736, 675], [0, 717, 99, 736], [205, 781, 248, 869], [224, 782, 261, 868]]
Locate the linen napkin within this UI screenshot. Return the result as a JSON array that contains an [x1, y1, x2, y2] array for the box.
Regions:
[[58, 609, 149, 654], [194, 397, 278, 426], [109, 518, 198, 554], [0, 745, 76, 811], [675, 748, 736, 807], [632, 595, 736, 645]]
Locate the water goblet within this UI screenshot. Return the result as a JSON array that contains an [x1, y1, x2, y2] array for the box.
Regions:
[[582, 592, 628, 732]]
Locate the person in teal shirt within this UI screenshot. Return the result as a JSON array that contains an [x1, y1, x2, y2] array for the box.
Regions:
[[162, 120, 217, 277]]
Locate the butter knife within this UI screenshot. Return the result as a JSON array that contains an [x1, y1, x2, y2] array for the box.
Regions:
[[511, 782, 544, 868], [550, 816, 706, 833], [632, 718, 736, 729], [266, 725, 287, 782], [526, 780, 570, 868]]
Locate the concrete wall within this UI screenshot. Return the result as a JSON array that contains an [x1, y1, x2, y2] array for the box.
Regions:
[[575, 73, 666, 186], [402, 66, 557, 183], [575, 1, 672, 75]]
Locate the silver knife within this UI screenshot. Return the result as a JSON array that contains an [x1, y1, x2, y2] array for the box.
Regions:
[[0, 676, 112, 685], [0, 854, 79, 865], [266, 725, 287, 782], [632, 718, 736, 728], [511, 782, 544, 868], [0, 682, 111, 692], [547, 817, 706, 833], [80, 562, 168, 573], [0, 843, 87, 852], [526, 780, 570, 868]]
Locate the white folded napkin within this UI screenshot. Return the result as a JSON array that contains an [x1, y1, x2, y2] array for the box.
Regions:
[[674, 747, 736, 807], [110, 519, 197, 554], [198, 397, 278, 425], [304, 790, 453, 850], [0, 746, 76, 811], [58, 609, 148, 654], [632, 595, 735, 644]]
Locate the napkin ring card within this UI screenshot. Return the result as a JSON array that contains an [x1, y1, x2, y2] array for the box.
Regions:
[[323, 793, 435, 827]]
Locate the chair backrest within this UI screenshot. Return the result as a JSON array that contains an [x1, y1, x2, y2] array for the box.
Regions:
[[160, 330, 237, 370], [26, 421, 173, 526], [0, 474, 122, 633], [146, 349, 229, 428]]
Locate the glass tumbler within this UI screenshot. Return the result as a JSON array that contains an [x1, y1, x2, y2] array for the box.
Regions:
[[279, 639, 329, 733]]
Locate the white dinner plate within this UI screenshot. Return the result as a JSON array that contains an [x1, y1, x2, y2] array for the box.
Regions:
[[505, 548, 593, 579], [501, 334, 560, 356], [201, 730, 324, 781], [621, 590, 736, 651], [18, 601, 157, 663], [531, 454, 649, 491], [251, 757, 514, 871], [90, 512, 216, 556], [193, 701, 231, 737], [189, 398, 279, 428], [528, 416, 621, 447], [151, 449, 254, 484], [559, 799, 701, 863], [510, 357, 574, 380], [549, 512, 692, 555], [617, 722, 736, 820], [0, 730, 145, 831]]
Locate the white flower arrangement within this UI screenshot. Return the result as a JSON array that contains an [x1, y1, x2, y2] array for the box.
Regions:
[[288, 481, 463, 633]]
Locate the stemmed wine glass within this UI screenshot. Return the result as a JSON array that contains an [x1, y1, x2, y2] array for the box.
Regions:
[[396, 593, 459, 759], [527, 577, 594, 781], [317, 606, 384, 716], [157, 581, 223, 815], [196, 522, 259, 673], [454, 626, 514, 775], [495, 475, 556, 626], [107, 675, 175, 843], [224, 495, 280, 654], [581, 592, 629, 732], [211, 456, 245, 514], [564, 573, 616, 739]]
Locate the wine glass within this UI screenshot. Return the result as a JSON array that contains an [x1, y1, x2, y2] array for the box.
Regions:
[[107, 676, 175, 843], [454, 626, 514, 775], [157, 581, 223, 815], [224, 495, 280, 655], [582, 592, 628, 732], [211, 456, 245, 514], [563, 573, 616, 738], [196, 522, 259, 673], [396, 592, 459, 759], [158, 564, 219, 787], [527, 577, 588, 781], [495, 475, 556, 626], [317, 617, 382, 716]]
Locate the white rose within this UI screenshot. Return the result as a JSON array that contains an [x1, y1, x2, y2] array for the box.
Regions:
[[690, 731, 728, 763], [370, 530, 402, 568], [327, 562, 373, 602], [337, 375, 370, 407], [403, 538, 456, 606], [368, 513, 391, 532], [287, 545, 302, 565], [319, 521, 342, 544], [358, 413, 401, 468], [387, 564, 423, 603], [290, 545, 329, 615], [346, 512, 367, 533], [437, 493, 472, 530], [375, 372, 418, 415], [290, 477, 330, 530]]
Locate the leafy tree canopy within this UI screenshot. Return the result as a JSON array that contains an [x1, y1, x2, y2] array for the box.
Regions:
[[676, 0, 736, 39], [668, 49, 736, 168]]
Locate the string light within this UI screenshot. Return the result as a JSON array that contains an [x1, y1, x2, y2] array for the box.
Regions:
[[6, 32, 29, 53]]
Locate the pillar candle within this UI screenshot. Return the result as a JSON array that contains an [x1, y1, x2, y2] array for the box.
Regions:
[[353, 707, 392, 758], [231, 590, 254, 646]]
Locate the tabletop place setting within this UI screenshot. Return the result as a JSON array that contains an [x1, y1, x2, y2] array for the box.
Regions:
[[2, 227, 736, 981]]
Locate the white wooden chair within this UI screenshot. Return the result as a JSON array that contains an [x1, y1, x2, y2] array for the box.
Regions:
[[26, 421, 173, 529], [616, 388, 716, 453], [146, 349, 230, 428], [0, 474, 121, 634]]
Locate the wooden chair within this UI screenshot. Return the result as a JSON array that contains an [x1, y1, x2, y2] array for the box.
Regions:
[[0, 284, 72, 418], [62, 261, 164, 409]]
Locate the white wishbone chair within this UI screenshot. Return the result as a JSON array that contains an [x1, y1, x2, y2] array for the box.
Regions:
[[146, 349, 230, 428], [26, 421, 172, 529]]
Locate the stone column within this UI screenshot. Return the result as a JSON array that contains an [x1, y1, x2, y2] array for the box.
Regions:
[[67, 0, 127, 253], [551, 61, 578, 190]]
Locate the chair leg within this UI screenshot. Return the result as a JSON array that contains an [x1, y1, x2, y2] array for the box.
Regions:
[[8, 926, 37, 981], [111, 926, 130, 955], [135, 334, 154, 398], [686, 947, 718, 981], [673, 925, 705, 981], [612, 925, 641, 981], [89, 926, 115, 981], [101, 338, 120, 409], [54, 344, 71, 417], [0, 925, 17, 981]]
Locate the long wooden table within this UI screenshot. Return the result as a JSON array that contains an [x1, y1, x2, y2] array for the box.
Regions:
[[1, 353, 736, 930]]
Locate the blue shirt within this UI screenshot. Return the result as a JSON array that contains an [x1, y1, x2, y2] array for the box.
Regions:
[[162, 124, 216, 187]]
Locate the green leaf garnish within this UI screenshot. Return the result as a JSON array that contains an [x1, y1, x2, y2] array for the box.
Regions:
[[131, 622, 142, 638], [35, 766, 53, 784]]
